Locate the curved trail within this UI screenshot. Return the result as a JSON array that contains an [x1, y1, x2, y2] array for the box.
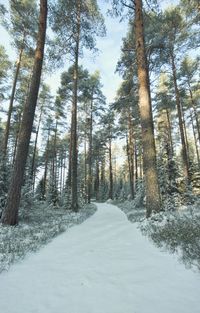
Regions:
[[0, 203, 200, 313]]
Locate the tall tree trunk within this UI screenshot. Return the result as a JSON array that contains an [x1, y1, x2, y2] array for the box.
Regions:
[[166, 109, 174, 157], [43, 128, 50, 199], [126, 135, 132, 196], [139, 150, 143, 179], [84, 132, 87, 203], [95, 159, 100, 200], [87, 97, 93, 204], [100, 158, 105, 188], [188, 86, 200, 145], [164, 110, 176, 191], [135, 140, 138, 187], [190, 109, 200, 168], [182, 106, 190, 164], [60, 150, 64, 194], [62, 152, 66, 193], [31, 108, 43, 191], [52, 120, 58, 204], [67, 124, 72, 188], [1, 0, 47, 225], [128, 106, 135, 199], [135, 0, 161, 217], [71, 0, 81, 212], [3, 42, 24, 157], [108, 138, 113, 200], [12, 111, 22, 165], [170, 50, 190, 182]]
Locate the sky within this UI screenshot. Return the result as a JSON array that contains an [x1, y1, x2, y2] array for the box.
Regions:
[[0, 0, 179, 104], [0, 1, 128, 104]]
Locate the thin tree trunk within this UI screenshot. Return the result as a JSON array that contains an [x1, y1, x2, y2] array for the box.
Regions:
[[135, 139, 138, 188], [128, 107, 135, 199], [71, 0, 81, 212], [3, 42, 24, 157], [190, 109, 200, 168], [126, 135, 132, 196], [1, 0, 47, 225], [182, 106, 190, 164], [87, 97, 93, 204], [31, 108, 43, 191], [43, 129, 50, 199], [188, 86, 200, 145], [84, 133, 87, 203], [12, 111, 22, 165], [108, 138, 113, 200], [95, 160, 100, 200], [166, 109, 174, 157], [171, 50, 190, 182], [101, 158, 105, 187], [135, 0, 161, 217], [62, 152, 66, 193], [60, 150, 64, 194], [139, 150, 143, 179], [52, 120, 58, 202], [67, 124, 72, 188]]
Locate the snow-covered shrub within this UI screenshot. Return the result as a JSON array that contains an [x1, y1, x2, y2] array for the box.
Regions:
[[0, 202, 97, 272], [140, 205, 200, 270]]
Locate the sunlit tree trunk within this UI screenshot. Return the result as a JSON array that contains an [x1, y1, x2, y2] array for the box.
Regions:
[[135, 140, 138, 188], [108, 138, 113, 200], [31, 108, 43, 191], [71, 0, 81, 212], [188, 85, 200, 145], [135, 0, 161, 217], [87, 96, 93, 204], [170, 50, 190, 182], [127, 106, 135, 199], [166, 109, 174, 157], [1, 0, 48, 225], [3, 39, 25, 157], [43, 128, 50, 199], [190, 109, 200, 168], [95, 160, 100, 200]]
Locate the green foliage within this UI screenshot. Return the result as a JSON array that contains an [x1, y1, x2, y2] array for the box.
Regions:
[[0, 0, 38, 50], [49, 0, 106, 67], [0, 45, 11, 100]]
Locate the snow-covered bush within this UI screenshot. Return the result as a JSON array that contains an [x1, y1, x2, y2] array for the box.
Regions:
[[140, 204, 200, 270], [0, 202, 97, 272]]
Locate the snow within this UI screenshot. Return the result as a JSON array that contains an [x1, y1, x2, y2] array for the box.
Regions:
[[0, 203, 200, 313]]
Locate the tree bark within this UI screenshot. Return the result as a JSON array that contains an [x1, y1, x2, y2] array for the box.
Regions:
[[135, 0, 161, 217], [31, 108, 43, 191], [171, 50, 190, 182], [3, 43, 24, 157], [1, 0, 47, 225], [87, 97, 93, 204], [190, 109, 200, 168], [43, 128, 50, 199], [166, 109, 174, 157], [127, 106, 135, 199], [135, 140, 138, 186], [108, 138, 113, 200], [95, 160, 100, 200], [188, 86, 200, 145], [71, 0, 81, 212]]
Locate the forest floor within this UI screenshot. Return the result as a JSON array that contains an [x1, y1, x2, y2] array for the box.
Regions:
[[0, 202, 96, 272], [116, 198, 200, 270], [0, 203, 200, 313]]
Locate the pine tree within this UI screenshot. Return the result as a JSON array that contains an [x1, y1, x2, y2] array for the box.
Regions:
[[1, 0, 48, 225]]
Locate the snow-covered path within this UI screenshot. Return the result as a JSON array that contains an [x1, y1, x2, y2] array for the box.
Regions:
[[0, 203, 200, 313]]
